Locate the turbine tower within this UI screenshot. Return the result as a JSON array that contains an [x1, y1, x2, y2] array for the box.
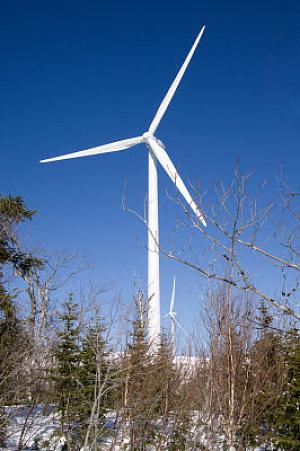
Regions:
[[167, 277, 177, 353], [40, 26, 206, 351]]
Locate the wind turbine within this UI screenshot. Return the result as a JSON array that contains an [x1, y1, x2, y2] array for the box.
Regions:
[[40, 26, 206, 351], [166, 277, 186, 354]]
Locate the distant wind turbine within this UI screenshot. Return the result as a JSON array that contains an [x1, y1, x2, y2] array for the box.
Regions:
[[40, 26, 206, 351], [166, 277, 186, 353]]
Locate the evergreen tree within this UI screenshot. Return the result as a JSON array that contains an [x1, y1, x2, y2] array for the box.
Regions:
[[249, 309, 300, 449], [246, 305, 286, 447], [78, 319, 110, 445], [0, 195, 39, 359], [150, 334, 186, 449], [150, 333, 175, 416], [271, 330, 300, 449], [123, 292, 152, 448], [0, 195, 40, 443], [0, 195, 41, 320], [53, 295, 82, 445]]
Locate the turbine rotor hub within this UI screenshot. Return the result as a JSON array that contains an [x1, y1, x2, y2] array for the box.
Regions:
[[143, 131, 154, 141], [143, 132, 166, 149]]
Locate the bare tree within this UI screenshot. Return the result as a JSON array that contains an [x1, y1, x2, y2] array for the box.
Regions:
[[153, 164, 300, 323], [189, 283, 286, 449], [20, 251, 89, 346]]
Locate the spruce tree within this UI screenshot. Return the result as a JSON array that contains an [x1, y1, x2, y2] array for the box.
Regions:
[[271, 330, 300, 449], [123, 292, 152, 448], [150, 333, 175, 416], [247, 306, 285, 447], [78, 319, 110, 445], [53, 295, 82, 445], [151, 334, 185, 449], [0, 195, 40, 443], [0, 195, 39, 364], [250, 309, 300, 449]]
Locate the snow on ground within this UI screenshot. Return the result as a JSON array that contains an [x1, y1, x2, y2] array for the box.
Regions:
[[2, 406, 267, 450], [3, 406, 118, 450], [3, 405, 61, 450]]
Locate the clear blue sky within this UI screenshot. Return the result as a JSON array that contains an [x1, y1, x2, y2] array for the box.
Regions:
[[1, 1, 300, 329]]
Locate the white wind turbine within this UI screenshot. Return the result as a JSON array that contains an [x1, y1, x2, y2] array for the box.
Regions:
[[40, 26, 206, 351], [166, 277, 186, 353]]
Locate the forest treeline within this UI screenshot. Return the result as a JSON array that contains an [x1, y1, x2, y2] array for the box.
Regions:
[[0, 190, 300, 450]]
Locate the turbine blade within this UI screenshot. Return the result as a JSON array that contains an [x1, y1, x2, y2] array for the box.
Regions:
[[170, 313, 187, 335], [170, 277, 176, 313], [40, 136, 144, 163], [149, 26, 205, 134], [150, 141, 206, 225]]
